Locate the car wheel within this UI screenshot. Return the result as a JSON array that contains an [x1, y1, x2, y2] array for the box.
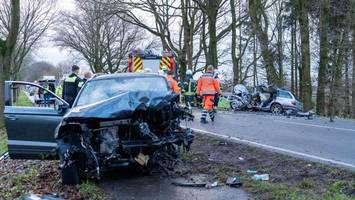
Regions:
[[61, 162, 80, 185], [230, 100, 242, 111], [271, 103, 283, 115]]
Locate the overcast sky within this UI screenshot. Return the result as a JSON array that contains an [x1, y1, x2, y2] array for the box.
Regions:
[[34, 0, 75, 66]]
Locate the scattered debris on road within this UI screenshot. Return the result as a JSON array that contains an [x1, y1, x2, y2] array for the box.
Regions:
[[218, 141, 227, 146], [23, 193, 63, 200], [285, 110, 315, 119], [251, 174, 270, 181], [205, 181, 219, 188], [246, 170, 258, 175], [1, 133, 354, 200], [171, 182, 207, 188], [226, 176, 243, 188], [178, 134, 355, 199]]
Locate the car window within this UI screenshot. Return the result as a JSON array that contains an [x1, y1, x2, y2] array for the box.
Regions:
[[76, 76, 169, 107], [8, 83, 60, 108], [278, 91, 293, 99]]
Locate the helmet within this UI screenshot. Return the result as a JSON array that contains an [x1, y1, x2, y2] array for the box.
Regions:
[[186, 69, 192, 75], [161, 66, 168, 72]]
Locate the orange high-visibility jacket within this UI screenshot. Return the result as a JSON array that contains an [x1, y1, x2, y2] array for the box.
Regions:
[[197, 71, 221, 96], [166, 75, 181, 93]]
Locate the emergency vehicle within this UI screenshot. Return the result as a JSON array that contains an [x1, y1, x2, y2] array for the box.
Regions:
[[127, 49, 178, 77]]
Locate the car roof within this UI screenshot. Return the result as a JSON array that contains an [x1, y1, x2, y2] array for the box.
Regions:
[[92, 73, 165, 80]]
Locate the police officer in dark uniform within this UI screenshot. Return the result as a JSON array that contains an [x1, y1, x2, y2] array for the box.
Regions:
[[63, 65, 82, 106]]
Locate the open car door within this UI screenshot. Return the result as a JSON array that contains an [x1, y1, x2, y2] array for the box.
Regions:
[[4, 81, 69, 159]]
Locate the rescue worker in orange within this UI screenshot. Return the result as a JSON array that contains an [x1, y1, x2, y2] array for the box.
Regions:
[[163, 66, 181, 94], [197, 65, 221, 124]]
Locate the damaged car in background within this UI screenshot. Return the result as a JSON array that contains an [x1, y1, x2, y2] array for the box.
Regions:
[[3, 74, 194, 185]]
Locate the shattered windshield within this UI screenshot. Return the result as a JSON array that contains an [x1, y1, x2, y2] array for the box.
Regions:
[[76, 76, 169, 106]]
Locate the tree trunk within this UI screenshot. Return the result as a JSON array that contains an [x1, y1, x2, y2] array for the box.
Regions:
[[0, 0, 20, 128], [207, 14, 218, 67], [277, 5, 284, 87], [291, 19, 295, 94], [294, 22, 299, 97], [230, 0, 239, 85], [345, 54, 351, 117], [248, 0, 281, 86], [253, 34, 258, 87], [316, 0, 329, 116], [238, 0, 243, 82], [296, 0, 312, 111], [352, 0, 355, 118], [202, 13, 208, 67], [0, 59, 4, 128]]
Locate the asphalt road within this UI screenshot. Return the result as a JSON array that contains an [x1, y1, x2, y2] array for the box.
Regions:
[[186, 110, 355, 170]]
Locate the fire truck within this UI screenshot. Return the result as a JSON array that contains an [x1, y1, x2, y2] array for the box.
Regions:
[[127, 49, 178, 77]]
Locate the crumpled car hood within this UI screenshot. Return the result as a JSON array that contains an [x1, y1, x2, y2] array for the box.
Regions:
[[64, 91, 178, 120]]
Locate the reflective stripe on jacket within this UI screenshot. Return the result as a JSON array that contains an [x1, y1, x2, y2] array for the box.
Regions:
[[197, 71, 221, 96], [184, 79, 196, 96], [55, 86, 63, 97], [78, 78, 87, 88]]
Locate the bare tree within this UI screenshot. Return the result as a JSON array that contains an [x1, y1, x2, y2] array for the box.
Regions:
[[0, 0, 20, 127], [100, 0, 204, 80], [55, 58, 80, 80], [20, 61, 57, 82], [0, 0, 56, 80], [55, 0, 144, 73], [192, 0, 241, 68]]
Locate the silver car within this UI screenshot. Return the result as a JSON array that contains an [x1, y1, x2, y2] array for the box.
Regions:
[[260, 89, 303, 114]]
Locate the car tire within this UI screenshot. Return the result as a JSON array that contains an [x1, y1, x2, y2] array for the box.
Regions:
[[61, 163, 80, 185], [230, 100, 242, 111], [271, 103, 283, 115]]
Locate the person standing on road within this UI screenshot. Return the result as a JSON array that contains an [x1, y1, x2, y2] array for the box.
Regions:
[[63, 65, 82, 107], [213, 69, 221, 109], [56, 80, 63, 97], [43, 81, 50, 107], [197, 65, 221, 124], [183, 70, 196, 112], [166, 70, 181, 94], [78, 71, 93, 89]]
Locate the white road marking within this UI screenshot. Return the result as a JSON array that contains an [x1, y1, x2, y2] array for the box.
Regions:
[[189, 127, 355, 170], [274, 120, 355, 132]]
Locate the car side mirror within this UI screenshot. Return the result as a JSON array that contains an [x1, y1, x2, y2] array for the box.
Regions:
[[55, 99, 69, 113]]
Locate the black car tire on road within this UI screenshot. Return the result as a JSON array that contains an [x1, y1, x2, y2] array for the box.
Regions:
[[271, 103, 283, 115], [61, 162, 80, 185]]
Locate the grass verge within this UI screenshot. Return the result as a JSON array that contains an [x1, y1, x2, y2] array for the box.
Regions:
[[0, 160, 110, 200], [13, 91, 33, 107], [78, 181, 109, 200]]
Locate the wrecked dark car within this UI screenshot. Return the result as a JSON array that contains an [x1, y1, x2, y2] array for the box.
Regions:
[[57, 74, 194, 184], [3, 74, 194, 185]]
